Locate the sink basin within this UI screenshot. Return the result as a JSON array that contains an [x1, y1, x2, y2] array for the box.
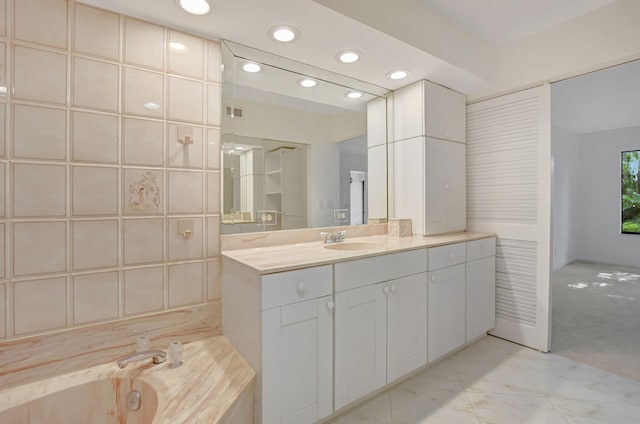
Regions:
[[324, 242, 380, 251]]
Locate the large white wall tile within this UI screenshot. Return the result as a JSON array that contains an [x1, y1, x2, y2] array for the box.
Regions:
[[207, 85, 221, 127], [124, 18, 164, 70], [13, 277, 67, 335], [207, 41, 221, 83], [123, 169, 163, 215], [73, 3, 120, 60], [206, 172, 220, 214], [13, 104, 66, 160], [168, 30, 204, 79], [72, 111, 119, 164], [13, 164, 66, 217], [0, 103, 6, 157], [122, 117, 164, 166], [72, 166, 118, 216], [168, 77, 203, 124], [167, 124, 203, 169], [13, 46, 67, 105], [0, 282, 5, 338], [73, 271, 119, 324], [13, 222, 66, 277], [123, 67, 164, 118], [206, 258, 221, 300], [14, 0, 67, 49], [168, 217, 203, 261], [168, 262, 203, 307], [206, 215, 220, 257], [124, 266, 164, 316], [0, 224, 4, 278], [123, 218, 164, 265], [72, 220, 118, 271], [168, 171, 203, 214], [72, 57, 119, 112], [0, 163, 4, 217], [206, 128, 220, 170]]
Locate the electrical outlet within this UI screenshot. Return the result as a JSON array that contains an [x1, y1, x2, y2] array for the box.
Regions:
[[334, 209, 349, 223], [257, 210, 278, 225]]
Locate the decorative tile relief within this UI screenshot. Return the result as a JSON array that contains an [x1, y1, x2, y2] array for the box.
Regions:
[[207, 41, 222, 83], [123, 66, 164, 118], [13, 277, 67, 335], [168, 170, 203, 214], [73, 3, 120, 60], [207, 84, 222, 126], [71, 111, 119, 164], [168, 30, 204, 79], [72, 220, 119, 271], [168, 76, 204, 124], [207, 215, 221, 257], [123, 218, 164, 265], [0, 282, 5, 338], [167, 124, 203, 169], [73, 271, 119, 325], [206, 172, 220, 213], [124, 18, 164, 70], [207, 259, 221, 301], [168, 262, 204, 308], [72, 166, 118, 216], [13, 45, 67, 105], [14, 0, 67, 49], [168, 217, 203, 261], [72, 57, 119, 112], [122, 117, 164, 166], [13, 104, 67, 160], [207, 128, 220, 170], [124, 266, 164, 316], [0, 162, 5, 217], [13, 222, 67, 277], [13, 163, 66, 217], [0, 103, 6, 157], [123, 169, 163, 215], [0, 223, 5, 278]]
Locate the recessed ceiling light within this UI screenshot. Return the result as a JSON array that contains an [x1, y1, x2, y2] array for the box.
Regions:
[[346, 91, 362, 99], [169, 42, 187, 51], [337, 50, 360, 64], [387, 69, 410, 80], [143, 102, 161, 110], [298, 78, 317, 88], [270, 25, 299, 43], [242, 63, 261, 73], [176, 0, 213, 15]]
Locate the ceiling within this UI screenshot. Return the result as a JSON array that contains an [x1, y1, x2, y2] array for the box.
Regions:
[[81, 0, 619, 97]]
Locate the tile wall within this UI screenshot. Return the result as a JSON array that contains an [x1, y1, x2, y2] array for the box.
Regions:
[[0, 0, 222, 341]]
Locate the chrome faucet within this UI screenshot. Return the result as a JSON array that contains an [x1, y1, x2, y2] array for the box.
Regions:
[[116, 350, 167, 369], [320, 230, 346, 244]]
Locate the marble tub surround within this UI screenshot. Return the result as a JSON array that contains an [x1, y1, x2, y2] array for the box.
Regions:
[[223, 231, 493, 274], [0, 303, 219, 391], [0, 336, 255, 424], [388, 218, 412, 237]]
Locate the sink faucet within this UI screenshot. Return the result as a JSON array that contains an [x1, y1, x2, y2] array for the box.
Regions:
[[116, 350, 167, 369], [320, 230, 346, 244]]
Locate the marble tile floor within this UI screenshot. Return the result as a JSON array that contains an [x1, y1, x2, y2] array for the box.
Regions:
[[330, 336, 640, 424]]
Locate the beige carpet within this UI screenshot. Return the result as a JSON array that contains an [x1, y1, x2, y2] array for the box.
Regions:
[[552, 260, 640, 381]]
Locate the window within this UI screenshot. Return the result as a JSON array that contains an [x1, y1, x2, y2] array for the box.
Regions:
[[622, 150, 640, 234]]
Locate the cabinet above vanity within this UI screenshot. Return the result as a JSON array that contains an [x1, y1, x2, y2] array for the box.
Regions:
[[222, 230, 495, 424]]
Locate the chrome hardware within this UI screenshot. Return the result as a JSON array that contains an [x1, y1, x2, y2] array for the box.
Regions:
[[116, 350, 167, 369], [320, 230, 347, 244]]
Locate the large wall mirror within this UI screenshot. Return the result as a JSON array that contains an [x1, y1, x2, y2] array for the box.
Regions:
[[221, 41, 389, 234]]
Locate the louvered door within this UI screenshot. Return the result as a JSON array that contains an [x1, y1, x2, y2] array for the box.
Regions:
[[466, 85, 551, 352]]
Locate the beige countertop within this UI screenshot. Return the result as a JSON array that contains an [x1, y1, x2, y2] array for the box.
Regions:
[[222, 231, 495, 274]]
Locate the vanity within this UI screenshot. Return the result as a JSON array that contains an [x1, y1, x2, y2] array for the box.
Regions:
[[222, 229, 495, 424]]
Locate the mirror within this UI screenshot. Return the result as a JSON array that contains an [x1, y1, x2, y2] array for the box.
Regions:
[[221, 40, 389, 234]]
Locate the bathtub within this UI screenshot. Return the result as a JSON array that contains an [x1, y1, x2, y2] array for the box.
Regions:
[[0, 336, 255, 424]]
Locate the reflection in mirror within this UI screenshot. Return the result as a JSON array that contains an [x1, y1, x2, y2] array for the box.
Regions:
[[221, 41, 389, 234]]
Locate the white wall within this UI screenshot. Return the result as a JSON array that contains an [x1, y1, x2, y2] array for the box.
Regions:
[[339, 136, 368, 212], [566, 126, 640, 267]]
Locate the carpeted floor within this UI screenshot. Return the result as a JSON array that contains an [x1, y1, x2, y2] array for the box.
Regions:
[[551, 260, 640, 382]]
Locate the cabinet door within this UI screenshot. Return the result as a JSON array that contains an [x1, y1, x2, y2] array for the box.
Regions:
[[425, 138, 466, 235], [262, 296, 333, 424], [428, 264, 466, 362], [424, 80, 466, 143], [387, 273, 428, 383], [466, 256, 496, 342], [334, 283, 387, 410]]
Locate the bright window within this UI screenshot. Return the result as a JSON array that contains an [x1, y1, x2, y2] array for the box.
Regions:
[[622, 150, 640, 234]]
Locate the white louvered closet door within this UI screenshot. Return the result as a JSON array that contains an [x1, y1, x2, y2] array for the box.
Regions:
[[466, 85, 551, 352]]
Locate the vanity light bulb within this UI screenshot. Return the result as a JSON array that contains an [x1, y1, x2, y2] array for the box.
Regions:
[[243, 63, 261, 73]]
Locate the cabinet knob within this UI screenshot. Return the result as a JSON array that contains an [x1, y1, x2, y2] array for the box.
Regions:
[[445, 183, 450, 190], [296, 282, 306, 294], [448, 252, 454, 260], [326, 300, 335, 311], [431, 275, 436, 282], [390, 284, 396, 294], [383, 285, 390, 295]]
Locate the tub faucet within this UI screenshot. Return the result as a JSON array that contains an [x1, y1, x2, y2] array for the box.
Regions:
[[116, 350, 167, 369], [320, 230, 346, 243]]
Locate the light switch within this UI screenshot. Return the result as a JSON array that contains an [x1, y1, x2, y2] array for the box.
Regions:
[[178, 219, 194, 239]]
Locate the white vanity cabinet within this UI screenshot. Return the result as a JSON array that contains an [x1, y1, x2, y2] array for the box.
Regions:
[[466, 238, 496, 342], [222, 260, 333, 424], [334, 249, 428, 409]]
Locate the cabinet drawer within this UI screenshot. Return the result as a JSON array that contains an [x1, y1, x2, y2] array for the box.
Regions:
[[335, 249, 428, 292], [466, 237, 496, 261], [262, 265, 332, 310], [428, 242, 466, 270]]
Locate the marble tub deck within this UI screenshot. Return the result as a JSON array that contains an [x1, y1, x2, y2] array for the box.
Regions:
[[0, 336, 255, 424]]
